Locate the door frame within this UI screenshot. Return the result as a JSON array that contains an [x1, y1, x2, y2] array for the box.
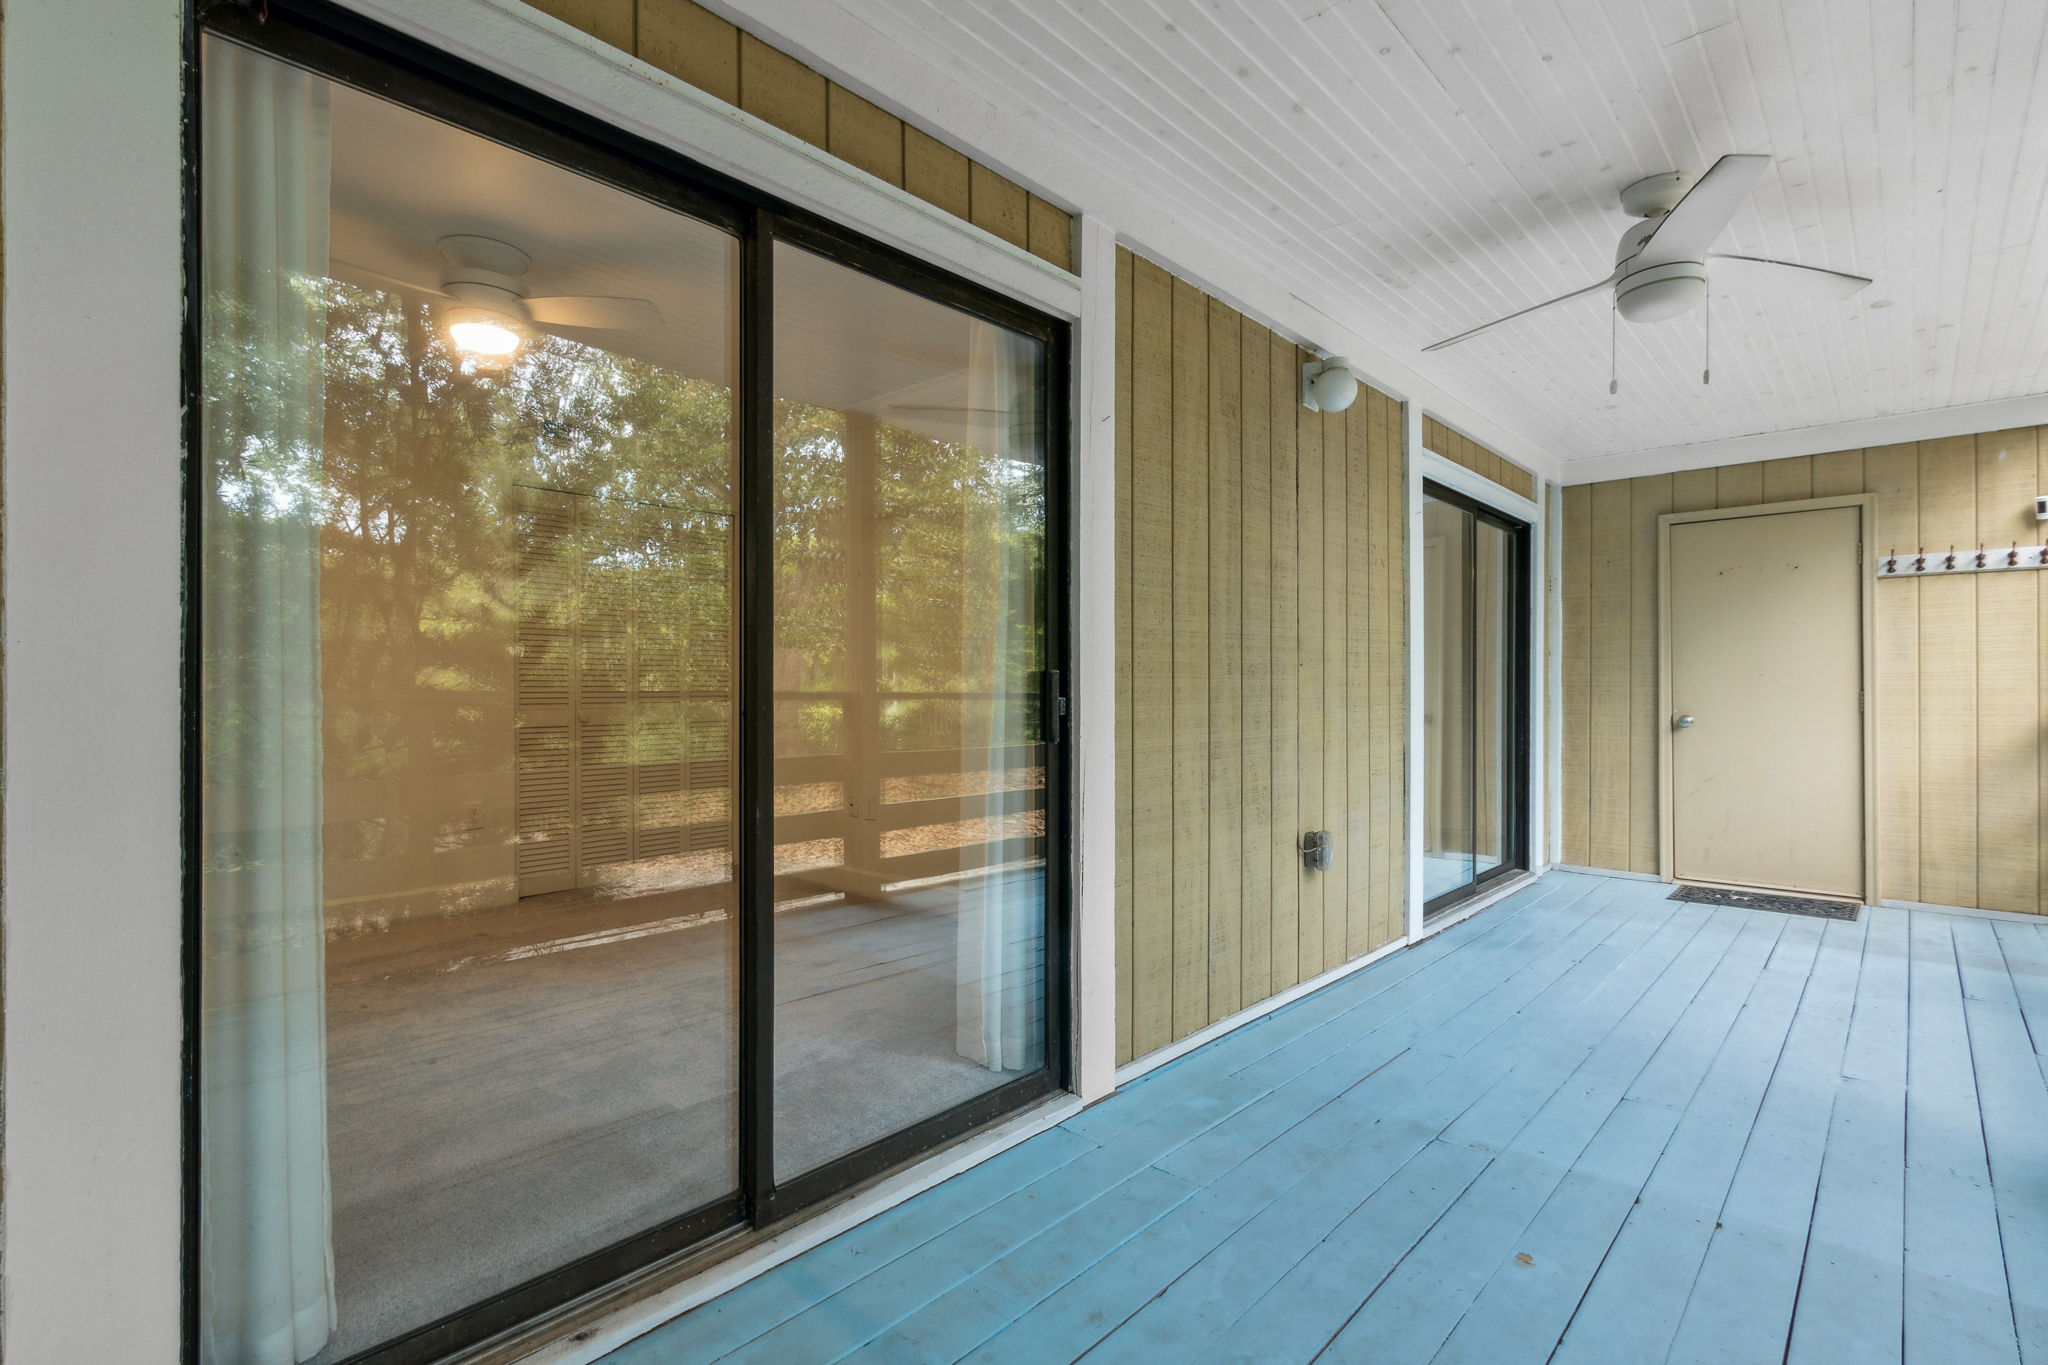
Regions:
[[1406, 445, 1545, 940], [1656, 494, 1879, 901]]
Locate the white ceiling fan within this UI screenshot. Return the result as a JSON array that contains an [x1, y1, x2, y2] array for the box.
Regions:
[[1422, 155, 1871, 362], [335, 234, 662, 356]]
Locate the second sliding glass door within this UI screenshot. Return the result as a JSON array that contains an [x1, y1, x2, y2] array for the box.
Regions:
[[1422, 482, 1530, 917]]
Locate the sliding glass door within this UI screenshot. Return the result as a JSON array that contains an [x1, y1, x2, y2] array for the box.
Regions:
[[1421, 482, 1530, 917], [194, 20, 1063, 1365], [769, 244, 1052, 1195]]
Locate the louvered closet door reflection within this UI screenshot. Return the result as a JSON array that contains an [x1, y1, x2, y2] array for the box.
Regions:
[[514, 486, 734, 896]]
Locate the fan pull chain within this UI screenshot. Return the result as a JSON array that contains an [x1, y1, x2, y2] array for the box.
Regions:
[[1609, 295, 1619, 396], [1702, 288, 1712, 386]]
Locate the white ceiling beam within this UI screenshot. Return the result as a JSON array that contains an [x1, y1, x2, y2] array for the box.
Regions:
[[1560, 390, 2048, 484]]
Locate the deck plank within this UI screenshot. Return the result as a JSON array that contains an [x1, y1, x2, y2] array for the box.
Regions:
[[1549, 916, 1825, 1364], [1664, 914, 1869, 1364], [600, 879, 2042, 1365]]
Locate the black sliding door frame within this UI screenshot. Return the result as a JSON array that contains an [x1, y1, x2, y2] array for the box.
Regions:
[[1421, 479, 1532, 920], [185, 6, 1072, 1363]]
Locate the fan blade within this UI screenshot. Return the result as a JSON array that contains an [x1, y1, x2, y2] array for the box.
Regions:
[[1634, 153, 1769, 266], [330, 258, 449, 300], [526, 295, 661, 333], [1422, 271, 1619, 352], [1709, 253, 1872, 300]]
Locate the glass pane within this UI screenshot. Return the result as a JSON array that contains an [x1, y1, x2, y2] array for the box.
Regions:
[[197, 38, 739, 1362], [1423, 494, 1478, 901], [771, 242, 1050, 1180], [1474, 518, 1514, 882]]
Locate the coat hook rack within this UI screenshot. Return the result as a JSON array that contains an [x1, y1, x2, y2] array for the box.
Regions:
[[1881, 543, 2048, 578]]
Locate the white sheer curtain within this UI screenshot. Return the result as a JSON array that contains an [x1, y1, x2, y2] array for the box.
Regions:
[[199, 39, 337, 1365], [954, 328, 1046, 1073]]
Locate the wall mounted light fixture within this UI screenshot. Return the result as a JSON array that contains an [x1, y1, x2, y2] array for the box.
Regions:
[[1301, 354, 1359, 413]]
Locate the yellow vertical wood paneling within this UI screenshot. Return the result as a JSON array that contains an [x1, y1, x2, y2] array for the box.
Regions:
[[1346, 394, 1375, 957], [1239, 321, 1275, 1007], [1975, 430, 2038, 912], [1671, 467, 1719, 513], [636, 0, 737, 103], [1269, 333, 1303, 991], [1716, 462, 1764, 508], [738, 32, 828, 145], [968, 163, 1031, 250], [1560, 483, 1593, 867], [1127, 256, 1176, 1056], [1372, 392, 1403, 949], [1812, 449, 1865, 498], [903, 126, 972, 221], [1628, 475, 1673, 875], [1864, 442, 1921, 903], [1206, 305, 1244, 1021], [1588, 481, 1634, 869], [1114, 262, 1421, 1057], [1761, 456, 1814, 503], [1027, 196, 1073, 271], [1423, 414, 1528, 497], [1917, 436, 1978, 909], [1295, 372, 1328, 977], [1324, 402, 1352, 970], [531, 0, 635, 49], [826, 83, 904, 187], [1113, 249, 1136, 1066], [1169, 278, 1211, 1039]]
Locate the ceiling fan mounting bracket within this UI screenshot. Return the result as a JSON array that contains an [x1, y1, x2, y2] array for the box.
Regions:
[[1620, 170, 1689, 218]]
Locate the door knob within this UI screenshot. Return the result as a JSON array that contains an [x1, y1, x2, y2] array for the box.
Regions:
[[1673, 714, 1695, 729]]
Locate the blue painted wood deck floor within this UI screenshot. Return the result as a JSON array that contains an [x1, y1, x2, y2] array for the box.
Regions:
[[604, 871, 2048, 1364]]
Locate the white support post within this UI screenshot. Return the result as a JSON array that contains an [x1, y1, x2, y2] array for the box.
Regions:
[[3, 2, 188, 1359], [1071, 213, 1119, 1102]]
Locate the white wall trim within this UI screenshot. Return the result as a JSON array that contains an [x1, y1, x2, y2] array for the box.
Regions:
[[695, 0, 1569, 486], [1112, 935, 1408, 1087], [1071, 212, 1119, 1102], [1404, 406, 1428, 938], [1407, 447, 1547, 941], [1560, 390, 2048, 485], [1545, 482, 1565, 866], [521, 1094, 1086, 1365], [2, 2, 188, 1359]]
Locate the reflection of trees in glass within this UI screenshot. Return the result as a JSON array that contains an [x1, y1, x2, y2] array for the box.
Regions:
[[772, 392, 1046, 763], [207, 272, 737, 876]]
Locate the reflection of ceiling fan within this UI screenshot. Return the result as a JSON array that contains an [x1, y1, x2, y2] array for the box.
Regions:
[[1423, 155, 1871, 357], [336, 234, 661, 357]]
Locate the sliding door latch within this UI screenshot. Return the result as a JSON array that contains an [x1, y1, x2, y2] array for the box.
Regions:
[[1042, 670, 1067, 745]]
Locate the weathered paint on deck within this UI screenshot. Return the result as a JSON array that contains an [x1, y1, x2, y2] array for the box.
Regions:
[[604, 872, 2044, 1364]]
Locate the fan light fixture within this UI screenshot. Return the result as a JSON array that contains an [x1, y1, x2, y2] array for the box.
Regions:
[[330, 234, 665, 364], [1422, 154, 1872, 373], [446, 313, 524, 357]]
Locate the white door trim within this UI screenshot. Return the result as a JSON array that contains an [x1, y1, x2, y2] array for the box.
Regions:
[[1656, 495, 1880, 901]]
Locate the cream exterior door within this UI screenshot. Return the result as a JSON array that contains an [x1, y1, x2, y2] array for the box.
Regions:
[[1666, 504, 1866, 899]]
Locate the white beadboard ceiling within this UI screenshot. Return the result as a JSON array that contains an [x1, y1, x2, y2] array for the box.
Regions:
[[790, 0, 2048, 475]]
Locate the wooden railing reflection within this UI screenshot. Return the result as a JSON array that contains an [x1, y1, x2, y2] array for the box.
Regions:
[[772, 686, 1047, 902]]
